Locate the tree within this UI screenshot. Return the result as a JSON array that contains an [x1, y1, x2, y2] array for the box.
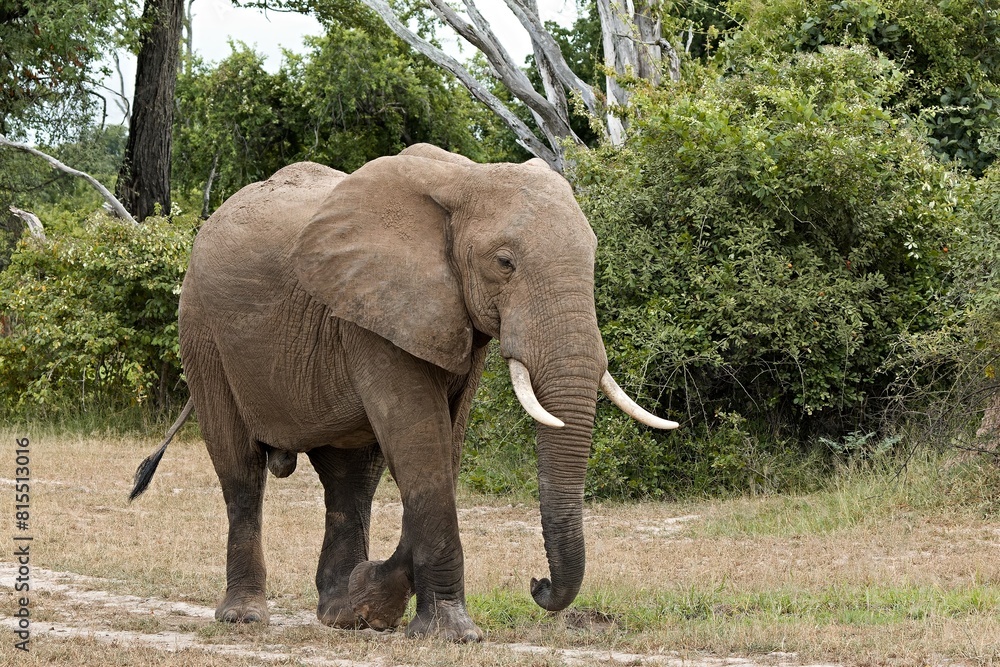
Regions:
[[115, 0, 185, 221], [0, 0, 135, 141], [172, 30, 489, 216], [243, 0, 681, 170]]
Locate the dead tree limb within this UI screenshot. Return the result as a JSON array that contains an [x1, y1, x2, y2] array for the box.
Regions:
[[426, 0, 581, 153], [0, 134, 138, 225], [358, 0, 561, 169], [9, 206, 46, 241], [504, 0, 601, 117]]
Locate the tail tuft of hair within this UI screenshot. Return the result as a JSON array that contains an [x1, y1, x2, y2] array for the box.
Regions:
[[128, 397, 195, 502]]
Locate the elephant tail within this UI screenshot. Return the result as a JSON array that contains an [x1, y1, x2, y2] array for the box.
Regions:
[[128, 397, 195, 502]]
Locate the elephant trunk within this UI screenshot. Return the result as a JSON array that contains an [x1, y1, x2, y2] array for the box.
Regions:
[[527, 346, 602, 611], [531, 380, 597, 611], [499, 285, 604, 612], [531, 409, 595, 611]]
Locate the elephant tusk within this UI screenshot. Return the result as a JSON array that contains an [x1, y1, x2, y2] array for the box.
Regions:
[[600, 372, 680, 430], [508, 359, 565, 428]]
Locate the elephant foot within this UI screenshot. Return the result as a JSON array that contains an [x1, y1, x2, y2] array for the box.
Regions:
[[317, 594, 360, 629], [405, 599, 482, 643], [216, 589, 269, 624], [349, 560, 412, 631]]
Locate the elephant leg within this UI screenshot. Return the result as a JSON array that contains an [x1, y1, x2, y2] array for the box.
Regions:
[[349, 343, 491, 631], [307, 443, 399, 628], [186, 340, 269, 624], [344, 327, 482, 642]]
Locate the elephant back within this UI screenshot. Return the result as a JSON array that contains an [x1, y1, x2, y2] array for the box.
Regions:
[[183, 162, 347, 317]]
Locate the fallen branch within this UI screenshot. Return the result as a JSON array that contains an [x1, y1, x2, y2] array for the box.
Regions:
[[9, 206, 46, 241], [0, 134, 138, 225]]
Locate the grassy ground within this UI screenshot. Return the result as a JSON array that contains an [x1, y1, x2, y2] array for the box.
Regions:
[[1, 428, 1000, 665]]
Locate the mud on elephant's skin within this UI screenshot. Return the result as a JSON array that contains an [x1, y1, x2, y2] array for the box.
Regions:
[[130, 143, 679, 642]]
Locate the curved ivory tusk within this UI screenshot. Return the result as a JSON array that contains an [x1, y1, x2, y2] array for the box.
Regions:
[[508, 359, 565, 428], [600, 372, 680, 429]]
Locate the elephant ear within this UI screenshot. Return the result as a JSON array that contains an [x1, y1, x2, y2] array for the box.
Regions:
[[293, 155, 474, 375]]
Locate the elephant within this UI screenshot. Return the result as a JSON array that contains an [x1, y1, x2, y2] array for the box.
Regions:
[[130, 143, 678, 642]]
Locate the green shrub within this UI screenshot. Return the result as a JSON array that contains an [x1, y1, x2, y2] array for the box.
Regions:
[[0, 213, 195, 419], [888, 162, 1000, 447], [722, 0, 1000, 174]]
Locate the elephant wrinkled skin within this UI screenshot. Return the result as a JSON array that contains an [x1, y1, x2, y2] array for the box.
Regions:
[[130, 144, 677, 642]]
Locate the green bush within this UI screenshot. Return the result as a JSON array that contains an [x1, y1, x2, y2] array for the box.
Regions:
[[723, 0, 1000, 174], [0, 213, 195, 419], [888, 162, 1000, 446], [465, 46, 964, 499]]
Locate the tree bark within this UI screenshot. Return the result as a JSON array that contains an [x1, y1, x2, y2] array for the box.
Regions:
[[116, 0, 184, 222], [595, 0, 678, 144]]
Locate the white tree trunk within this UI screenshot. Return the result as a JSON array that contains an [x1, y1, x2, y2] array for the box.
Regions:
[[595, 0, 679, 145]]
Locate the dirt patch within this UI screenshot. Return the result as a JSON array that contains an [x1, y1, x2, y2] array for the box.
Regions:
[[2, 564, 839, 667]]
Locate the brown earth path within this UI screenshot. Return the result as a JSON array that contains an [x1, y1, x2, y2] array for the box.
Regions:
[[0, 565, 843, 667]]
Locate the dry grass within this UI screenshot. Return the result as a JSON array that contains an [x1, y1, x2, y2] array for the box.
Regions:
[[2, 429, 1000, 665]]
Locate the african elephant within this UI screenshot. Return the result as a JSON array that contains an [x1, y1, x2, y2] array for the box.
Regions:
[[130, 144, 678, 642]]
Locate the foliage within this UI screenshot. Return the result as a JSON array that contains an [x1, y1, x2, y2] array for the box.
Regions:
[[661, 0, 736, 60], [464, 348, 540, 498], [721, 0, 1000, 174], [1, 125, 127, 271], [0, 0, 137, 140], [283, 27, 488, 169], [173, 26, 493, 215], [467, 46, 962, 499], [887, 162, 1000, 449], [172, 47, 299, 211], [0, 213, 195, 419]]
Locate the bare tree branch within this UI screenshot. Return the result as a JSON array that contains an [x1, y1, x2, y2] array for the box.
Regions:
[[201, 150, 219, 219], [460, 0, 568, 135], [522, 0, 569, 122], [9, 206, 46, 241], [503, 0, 601, 117], [0, 134, 138, 225], [425, 0, 579, 155], [356, 0, 560, 169], [112, 52, 132, 124]]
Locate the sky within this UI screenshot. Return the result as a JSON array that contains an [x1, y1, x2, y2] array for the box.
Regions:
[[103, 0, 580, 125]]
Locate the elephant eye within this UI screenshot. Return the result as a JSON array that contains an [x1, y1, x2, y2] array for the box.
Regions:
[[497, 256, 515, 272]]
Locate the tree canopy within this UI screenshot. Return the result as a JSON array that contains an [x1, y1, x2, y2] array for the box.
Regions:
[[0, 0, 136, 141], [171, 24, 493, 214]]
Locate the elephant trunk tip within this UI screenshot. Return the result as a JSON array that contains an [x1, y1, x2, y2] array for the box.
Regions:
[[530, 576, 574, 612]]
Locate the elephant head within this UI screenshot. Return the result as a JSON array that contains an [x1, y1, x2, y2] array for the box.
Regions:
[[293, 144, 677, 612]]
